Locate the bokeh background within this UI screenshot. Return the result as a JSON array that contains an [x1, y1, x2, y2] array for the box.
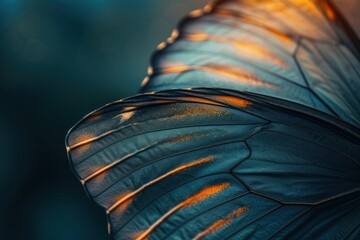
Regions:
[[0, 0, 358, 239]]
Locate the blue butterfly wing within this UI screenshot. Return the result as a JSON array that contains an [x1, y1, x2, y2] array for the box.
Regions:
[[141, 0, 360, 127], [66, 0, 360, 239], [66, 89, 360, 239]]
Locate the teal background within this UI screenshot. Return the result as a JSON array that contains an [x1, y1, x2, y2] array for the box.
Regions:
[[0, 0, 358, 239], [0, 0, 206, 239]]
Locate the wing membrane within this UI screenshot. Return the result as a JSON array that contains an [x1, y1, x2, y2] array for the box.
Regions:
[[66, 0, 360, 238], [141, 0, 360, 127], [66, 89, 360, 239]]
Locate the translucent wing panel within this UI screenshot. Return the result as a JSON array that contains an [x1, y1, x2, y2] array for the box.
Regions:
[[141, 0, 360, 127]]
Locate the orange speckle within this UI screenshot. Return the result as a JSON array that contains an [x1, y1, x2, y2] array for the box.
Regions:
[[69, 133, 96, 155], [141, 76, 149, 87], [107, 156, 214, 214], [167, 30, 180, 44], [107, 222, 111, 235], [132, 231, 147, 240], [135, 182, 230, 240], [182, 183, 230, 207], [212, 95, 252, 108], [122, 106, 137, 112], [212, 9, 294, 48], [156, 42, 166, 50], [160, 63, 275, 88], [291, 0, 320, 16], [203, 4, 212, 13], [184, 32, 209, 41], [136, 205, 181, 240], [70, 133, 95, 146], [163, 132, 214, 145], [82, 145, 154, 184], [164, 135, 194, 144], [106, 191, 133, 214], [173, 157, 214, 175], [193, 206, 249, 240], [86, 112, 102, 123], [175, 96, 225, 106], [167, 37, 175, 44], [200, 65, 274, 88], [189, 9, 204, 18], [269, 29, 292, 44], [231, 40, 287, 69], [184, 33, 287, 69], [233, 206, 249, 216], [117, 111, 134, 123], [212, 8, 238, 18], [170, 105, 225, 119], [86, 170, 107, 185], [160, 64, 192, 74], [117, 198, 133, 214], [323, 3, 335, 20], [171, 30, 179, 39], [147, 66, 153, 75]]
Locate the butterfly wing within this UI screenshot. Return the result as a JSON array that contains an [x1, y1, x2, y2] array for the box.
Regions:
[[66, 89, 360, 239], [66, 0, 360, 239], [141, 0, 360, 127]]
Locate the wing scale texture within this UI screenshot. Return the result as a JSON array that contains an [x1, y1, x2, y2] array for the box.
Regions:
[[141, 0, 360, 127], [66, 89, 360, 239], [66, 0, 360, 239]]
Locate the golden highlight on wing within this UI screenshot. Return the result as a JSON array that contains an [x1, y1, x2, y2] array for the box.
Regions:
[[135, 183, 230, 240], [66, 0, 360, 239], [142, 0, 360, 127]]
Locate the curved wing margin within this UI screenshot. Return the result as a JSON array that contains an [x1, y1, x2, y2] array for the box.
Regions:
[[66, 88, 360, 239], [141, 0, 360, 127]]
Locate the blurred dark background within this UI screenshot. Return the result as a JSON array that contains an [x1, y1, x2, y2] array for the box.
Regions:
[[0, 0, 358, 239], [0, 1, 207, 239]]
